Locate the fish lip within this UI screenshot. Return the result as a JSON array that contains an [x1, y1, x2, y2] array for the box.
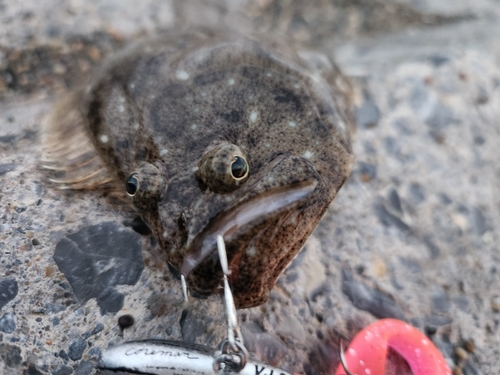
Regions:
[[179, 156, 320, 278]]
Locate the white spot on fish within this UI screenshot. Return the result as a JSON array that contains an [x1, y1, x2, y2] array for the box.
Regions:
[[246, 246, 257, 257], [99, 135, 108, 143], [288, 121, 297, 127], [192, 166, 199, 172], [118, 104, 125, 113], [191, 124, 198, 130], [160, 149, 169, 156], [294, 83, 300, 89], [265, 142, 271, 148], [302, 150, 313, 159], [130, 83, 135, 89], [227, 78, 235, 86], [266, 72, 272, 77], [249, 111, 258, 123], [133, 122, 139, 130], [149, 94, 156, 100], [176, 70, 190, 80], [267, 176, 274, 183], [118, 96, 125, 103], [162, 231, 168, 238], [201, 91, 207, 97]]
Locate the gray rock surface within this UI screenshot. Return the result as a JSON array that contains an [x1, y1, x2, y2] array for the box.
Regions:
[[1, 0, 500, 374]]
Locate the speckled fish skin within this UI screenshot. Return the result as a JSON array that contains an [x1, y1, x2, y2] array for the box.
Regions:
[[44, 30, 354, 308]]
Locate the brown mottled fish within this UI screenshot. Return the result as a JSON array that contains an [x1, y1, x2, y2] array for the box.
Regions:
[[42, 29, 354, 308]]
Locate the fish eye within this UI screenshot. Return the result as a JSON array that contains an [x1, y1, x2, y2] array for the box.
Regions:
[[230, 156, 249, 180], [126, 173, 139, 196], [198, 143, 249, 193]]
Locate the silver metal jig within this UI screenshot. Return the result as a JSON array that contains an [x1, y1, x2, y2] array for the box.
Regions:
[[99, 339, 292, 375], [98, 235, 291, 375]]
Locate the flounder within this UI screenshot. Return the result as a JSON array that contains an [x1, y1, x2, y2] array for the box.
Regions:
[[42, 30, 354, 308]]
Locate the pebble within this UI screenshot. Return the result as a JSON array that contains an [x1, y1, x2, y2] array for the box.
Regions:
[[357, 161, 377, 182], [355, 94, 381, 128], [0, 312, 16, 333], [45, 303, 66, 315], [388, 189, 403, 214], [429, 286, 451, 314], [87, 347, 102, 361], [75, 361, 94, 375], [409, 182, 425, 204], [68, 338, 86, 361], [462, 360, 484, 375], [58, 350, 69, 361], [53, 222, 143, 312], [180, 309, 206, 344], [53, 364, 74, 375], [455, 346, 468, 360], [425, 103, 458, 130], [452, 295, 470, 313], [398, 257, 422, 273], [0, 343, 22, 368], [0, 163, 17, 175], [96, 287, 124, 315], [374, 201, 411, 232], [471, 207, 488, 235], [91, 323, 104, 336], [276, 315, 306, 342], [341, 269, 405, 320], [463, 340, 475, 353], [25, 364, 44, 375], [0, 278, 18, 310], [241, 322, 287, 366], [423, 236, 441, 259], [424, 314, 452, 330]]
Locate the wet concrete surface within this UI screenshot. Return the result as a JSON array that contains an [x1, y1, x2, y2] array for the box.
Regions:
[[1, 1, 500, 374]]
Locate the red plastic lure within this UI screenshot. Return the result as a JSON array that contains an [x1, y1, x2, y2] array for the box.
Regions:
[[334, 319, 452, 375]]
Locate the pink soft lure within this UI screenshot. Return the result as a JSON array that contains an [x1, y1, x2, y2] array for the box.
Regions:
[[334, 319, 452, 375]]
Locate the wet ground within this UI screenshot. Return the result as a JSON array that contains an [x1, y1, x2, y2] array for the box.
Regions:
[[1, 1, 500, 374]]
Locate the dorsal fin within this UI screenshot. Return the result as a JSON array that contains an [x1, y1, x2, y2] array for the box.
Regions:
[[41, 93, 116, 190]]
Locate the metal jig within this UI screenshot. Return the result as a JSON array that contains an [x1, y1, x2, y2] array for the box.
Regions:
[[99, 235, 292, 375]]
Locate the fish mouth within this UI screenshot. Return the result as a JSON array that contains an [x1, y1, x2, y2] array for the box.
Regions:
[[180, 179, 317, 277], [177, 153, 322, 306]]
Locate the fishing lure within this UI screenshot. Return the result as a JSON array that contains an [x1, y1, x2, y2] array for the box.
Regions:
[[99, 235, 293, 375], [336, 319, 452, 375]]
